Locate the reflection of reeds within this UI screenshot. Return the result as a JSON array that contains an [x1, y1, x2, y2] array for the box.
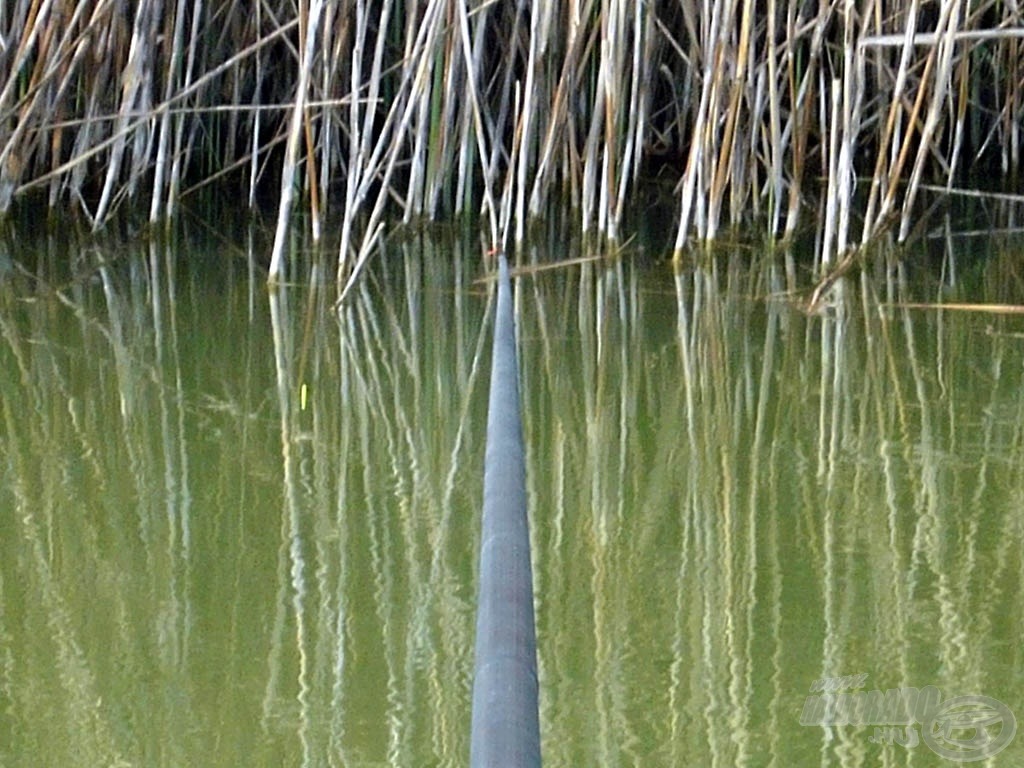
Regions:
[[6, 3, 1024, 277], [0, 229, 205, 764], [520, 243, 1024, 764], [2, 225, 1024, 764]]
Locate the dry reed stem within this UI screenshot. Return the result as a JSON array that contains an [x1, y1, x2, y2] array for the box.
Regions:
[[268, 0, 324, 284], [888, 302, 1024, 314]]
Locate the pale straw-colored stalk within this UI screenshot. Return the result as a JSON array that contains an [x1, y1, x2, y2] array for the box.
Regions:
[[269, 0, 325, 285]]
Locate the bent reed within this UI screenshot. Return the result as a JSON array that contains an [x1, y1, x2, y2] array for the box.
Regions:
[[2, 0, 1022, 287]]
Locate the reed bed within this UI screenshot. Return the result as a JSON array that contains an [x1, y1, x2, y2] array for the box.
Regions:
[[3, 0, 1024, 289]]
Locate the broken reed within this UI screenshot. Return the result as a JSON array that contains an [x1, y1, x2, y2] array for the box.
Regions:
[[2, 0, 1023, 287]]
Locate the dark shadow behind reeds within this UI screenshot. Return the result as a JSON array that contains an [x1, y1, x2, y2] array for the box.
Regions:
[[5, 1, 1024, 291]]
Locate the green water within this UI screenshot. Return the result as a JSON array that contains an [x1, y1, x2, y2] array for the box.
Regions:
[[1, 223, 1023, 766]]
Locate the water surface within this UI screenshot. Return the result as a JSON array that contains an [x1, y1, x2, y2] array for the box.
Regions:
[[1, 223, 1022, 766]]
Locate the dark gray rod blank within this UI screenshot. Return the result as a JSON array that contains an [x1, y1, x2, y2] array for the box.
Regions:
[[469, 254, 542, 768]]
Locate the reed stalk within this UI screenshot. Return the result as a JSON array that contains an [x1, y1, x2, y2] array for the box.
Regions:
[[269, 0, 325, 284]]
